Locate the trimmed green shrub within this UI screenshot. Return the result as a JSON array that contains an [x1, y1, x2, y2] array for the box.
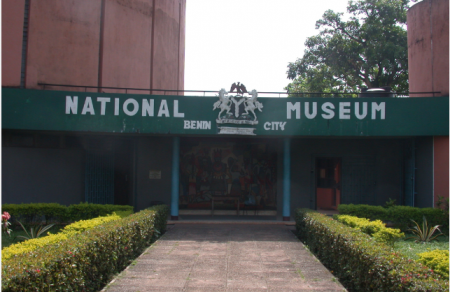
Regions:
[[338, 204, 448, 232], [2, 207, 166, 291], [113, 210, 134, 218], [335, 214, 404, 246], [335, 215, 385, 235], [417, 250, 449, 280], [2, 213, 121, 260], [373, 227, 405, 246], [147, 204, 169, 236], [60, 213, 121, 234], [67, 202, 133, 221], [387, 206, 448, 232], [337, 204, 387, 220], [2, 203, 68, 225], [2, 202, 134, 225], [295, 208, 448, 291]]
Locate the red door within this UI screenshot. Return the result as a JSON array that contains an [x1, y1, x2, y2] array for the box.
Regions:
[[316, 158, 341, 210]]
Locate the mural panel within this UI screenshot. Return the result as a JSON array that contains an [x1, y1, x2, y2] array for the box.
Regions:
[[179, 139, 277, 211]]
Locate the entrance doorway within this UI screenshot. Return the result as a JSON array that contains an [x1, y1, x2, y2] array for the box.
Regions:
[[179, 137, 277, 215], [315, 158, 341, 210]]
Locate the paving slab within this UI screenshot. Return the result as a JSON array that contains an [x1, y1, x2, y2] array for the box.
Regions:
[[102, 224, 347, 292]]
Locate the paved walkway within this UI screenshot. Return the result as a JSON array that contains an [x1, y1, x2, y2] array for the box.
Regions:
[[102, 223, 346, 292]]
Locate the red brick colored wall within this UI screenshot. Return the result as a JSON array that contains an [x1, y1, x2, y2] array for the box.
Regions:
[[101, 0, 154, 94], [152, 0, 185, 95], [2, 0, 185, 93], [26, 0, 102, 91], [434, 136, 449, 205], [407, 0, 449, 97], [2, 0, 25, 87]]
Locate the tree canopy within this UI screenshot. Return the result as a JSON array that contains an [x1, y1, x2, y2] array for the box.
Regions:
[[286, 0, 411, 96]]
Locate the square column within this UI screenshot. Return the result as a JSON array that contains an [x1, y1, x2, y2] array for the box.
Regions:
[[283, 138, 291, 221], [171, 136, 180, 220]]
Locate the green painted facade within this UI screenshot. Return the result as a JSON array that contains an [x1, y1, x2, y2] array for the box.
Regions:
[[2, 88, 448, 136]]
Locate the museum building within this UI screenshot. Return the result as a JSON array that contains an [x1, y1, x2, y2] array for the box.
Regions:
[[2, 0, 449, 220]]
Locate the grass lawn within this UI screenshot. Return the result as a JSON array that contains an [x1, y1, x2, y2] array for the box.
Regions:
[[394, 234, 449, 260], [2, 224, 64, 249]]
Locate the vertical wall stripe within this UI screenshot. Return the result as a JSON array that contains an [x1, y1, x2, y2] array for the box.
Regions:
[[177, 2, 181, 94], [150, 0, 156, 94], [20, 0, 30, 88], [429, 1, 435, 97], [283, 138, 291, 220], [171, 136, 180, 219], [97, 0, 106, 92]]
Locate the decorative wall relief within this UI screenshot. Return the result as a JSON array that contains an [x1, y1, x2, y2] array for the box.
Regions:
[[179, 139, 277, 211], [213, 84, 263, 135]]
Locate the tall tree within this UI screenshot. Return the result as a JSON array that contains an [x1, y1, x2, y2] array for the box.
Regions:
[[286, 0, 410, 96]]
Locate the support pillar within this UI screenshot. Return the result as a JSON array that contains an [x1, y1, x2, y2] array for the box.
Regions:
[[171, 136, 180, 220], [283, 138, 291, 221]]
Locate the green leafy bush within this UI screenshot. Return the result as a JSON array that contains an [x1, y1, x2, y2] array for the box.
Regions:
[[113, 210, 134, 218], [337, 204, 388, 220], [335, 215, 384, 235], [387, 206, 447, 232], [2, 213, 121, 260], [338, 204, 448, 232], [384, 198, 397, 208], [295, 208, 448, 291], [417, 250, 449, 280], [2, 202, 133, 225], [373, 227, 405, 246], [60, 213, 121, 234], [147, 204, 169, 236], [67, 202, 133, 221], [2, 203, 67, 225], [335, 214, 404, 246], [2, 207, 166, 291]]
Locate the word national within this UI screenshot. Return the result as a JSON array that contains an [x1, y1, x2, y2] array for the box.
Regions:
[[65, 96, 185, 117]]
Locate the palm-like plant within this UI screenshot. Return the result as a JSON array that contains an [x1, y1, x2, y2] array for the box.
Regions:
[[16, 221, 55, 241], [405, 216, 443, 243]]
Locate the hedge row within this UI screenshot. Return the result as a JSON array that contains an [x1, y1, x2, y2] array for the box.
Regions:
[[295, 208, 448, 292], [2, 213, 121, 261], [148, 204, 169, 235], [2, 205, 168, 292], [337, 204, 448, 232], [2, 202, 133, 224]]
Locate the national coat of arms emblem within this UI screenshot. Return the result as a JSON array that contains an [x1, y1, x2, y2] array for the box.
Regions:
[[213, 83, 263, 135]]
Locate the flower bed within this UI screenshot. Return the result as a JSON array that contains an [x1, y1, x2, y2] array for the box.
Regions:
[[295, 208, 448, 292], [2, 205, 168, 292]]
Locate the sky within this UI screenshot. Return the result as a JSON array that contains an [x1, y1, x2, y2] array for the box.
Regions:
[[184, 0, 350, 95]]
